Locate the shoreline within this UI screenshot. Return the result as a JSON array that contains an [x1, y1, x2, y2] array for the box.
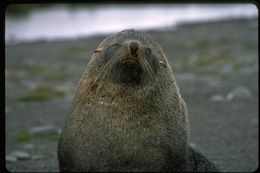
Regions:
[[5, 16, 257, 46]]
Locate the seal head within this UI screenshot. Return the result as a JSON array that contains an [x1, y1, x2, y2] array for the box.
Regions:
[[88, 30, 168, 89]]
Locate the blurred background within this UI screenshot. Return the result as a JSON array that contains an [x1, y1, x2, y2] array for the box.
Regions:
[[5, 3, 258, 172], [5, 4, 257, 43]]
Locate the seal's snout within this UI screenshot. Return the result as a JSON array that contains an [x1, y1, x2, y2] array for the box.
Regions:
[[129, 41, 139, 55]]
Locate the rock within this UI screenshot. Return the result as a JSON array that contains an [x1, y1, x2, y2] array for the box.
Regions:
[[17, 102, 26, 108], [31, 155, 43, 160], [210, 95, 225, 102], [26, 81, 37, 89], [23, 143, 35, 149], [10, 151, 31, 160], [250, 118, 258, 124], [207, 79, 221, 87], [29, 125, 59, 135], [226, 86, 252, 101], [190, 142, 197, 148], [5, 69, 9, 77], [220, 65, 233, 74], [5, 107, 11, 113], [241, 67, 254, 75], [57, 128, 62, 134], [6, 155, 18, 162]]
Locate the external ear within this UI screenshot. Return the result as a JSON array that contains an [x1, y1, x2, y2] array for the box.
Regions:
[[94, 48, 102, 53], [159, 60, 167, 68]]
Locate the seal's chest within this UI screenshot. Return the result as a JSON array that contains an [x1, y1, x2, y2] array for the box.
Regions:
[[101, 112, 166, 154], [97, 130, 167, 171]]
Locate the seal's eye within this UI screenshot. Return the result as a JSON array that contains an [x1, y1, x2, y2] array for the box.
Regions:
[[112, 43, 120, 46], [94, 48, 102, 53], [104, 43, 121, 61]]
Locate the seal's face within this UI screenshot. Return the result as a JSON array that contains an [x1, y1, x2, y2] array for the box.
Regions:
[[88, 29, 168, 89]]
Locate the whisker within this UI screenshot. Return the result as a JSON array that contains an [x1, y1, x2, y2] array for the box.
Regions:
[[142, 58, 163, 95], [95, 57, 118, 95], [93, 48, 125, 97], [92, 57, 115, 87]]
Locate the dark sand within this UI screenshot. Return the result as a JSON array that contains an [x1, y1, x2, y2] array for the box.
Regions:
[[5, 18, 258, 172]]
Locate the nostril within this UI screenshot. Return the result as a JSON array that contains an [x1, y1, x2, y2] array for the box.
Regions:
[[130, 41, 139, 55]]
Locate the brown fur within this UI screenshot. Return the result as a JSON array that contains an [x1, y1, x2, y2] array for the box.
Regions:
[[58, 29, 218, 172]]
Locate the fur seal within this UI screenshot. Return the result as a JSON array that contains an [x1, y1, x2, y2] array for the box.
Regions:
[[58, 29, 219, 172]]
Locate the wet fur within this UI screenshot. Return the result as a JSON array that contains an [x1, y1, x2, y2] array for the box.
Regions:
[[58, 29, 219, 172]]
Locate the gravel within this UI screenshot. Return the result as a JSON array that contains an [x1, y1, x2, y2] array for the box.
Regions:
[[5, 17, 258, 172]]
